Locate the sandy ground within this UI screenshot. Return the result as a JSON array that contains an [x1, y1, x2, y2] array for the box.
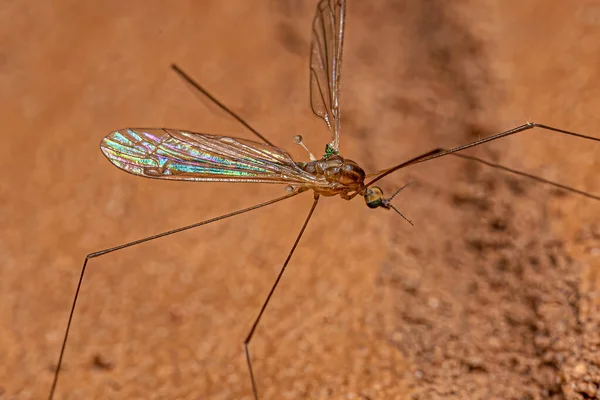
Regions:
[[2, 0, 600, 399]]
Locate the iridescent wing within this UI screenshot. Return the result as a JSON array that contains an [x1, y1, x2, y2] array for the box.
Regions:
[[310, 0, 345, 154], [100, 128, 329, 186]]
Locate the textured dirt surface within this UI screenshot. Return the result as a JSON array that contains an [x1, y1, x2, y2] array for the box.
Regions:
[[2, 0, 600, 399]]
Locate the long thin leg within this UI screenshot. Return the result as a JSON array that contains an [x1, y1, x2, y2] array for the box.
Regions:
[[171, 64, 275, 147], [362, 147, 600, 201], [449, 152, 600, 201], [48, 191, 300, 400], [244, 194, 320, 400], [365, 122, 600, 188]]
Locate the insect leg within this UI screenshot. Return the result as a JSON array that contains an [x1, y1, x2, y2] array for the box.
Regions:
[[364, 123, 600, 200], [447, 152, 600, 201], [244, 194, 320, 400], [48, 191, 300, 400], [171, 64, 276, 147]]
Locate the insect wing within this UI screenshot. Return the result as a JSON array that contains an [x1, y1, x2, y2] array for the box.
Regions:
[[310, 0, 345, 152], [100, 128, 324, 185]]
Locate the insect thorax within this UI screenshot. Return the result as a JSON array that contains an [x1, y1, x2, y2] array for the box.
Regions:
[[298, 154, 365, 196]]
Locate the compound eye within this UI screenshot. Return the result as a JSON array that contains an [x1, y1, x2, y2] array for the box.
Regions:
[[364, 186, 384, 209]]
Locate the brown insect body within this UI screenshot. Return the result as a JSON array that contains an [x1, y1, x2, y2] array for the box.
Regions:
[[298, 154, 365, 197]]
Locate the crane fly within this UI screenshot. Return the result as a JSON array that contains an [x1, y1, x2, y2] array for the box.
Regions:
[[49, 0, 600, 398]]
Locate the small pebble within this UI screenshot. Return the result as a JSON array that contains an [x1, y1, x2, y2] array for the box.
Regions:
[[573, 363, 588, 377]]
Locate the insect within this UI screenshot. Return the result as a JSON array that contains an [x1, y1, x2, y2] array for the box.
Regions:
[[48, 0, 600, 399]]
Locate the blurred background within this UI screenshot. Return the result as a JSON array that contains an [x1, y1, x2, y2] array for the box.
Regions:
[[2, 0, 600, 398]]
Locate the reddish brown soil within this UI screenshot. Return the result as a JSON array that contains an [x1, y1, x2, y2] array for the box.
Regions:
[[2, 1, 600, 399]]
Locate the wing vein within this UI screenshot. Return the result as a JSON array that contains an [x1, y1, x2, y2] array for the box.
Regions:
[[100, 128, 330, 187]]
